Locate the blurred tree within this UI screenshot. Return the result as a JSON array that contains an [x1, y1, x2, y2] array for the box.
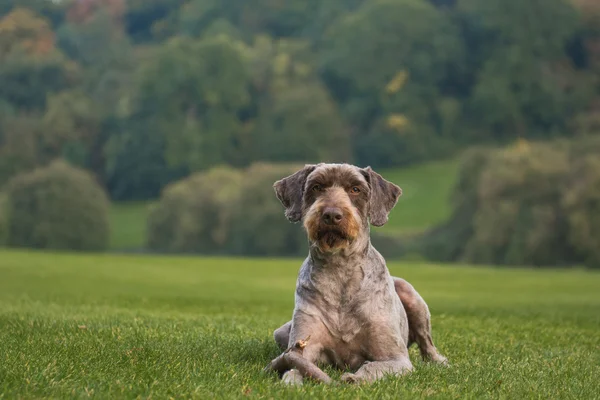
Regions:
[[178, 0, 355, 39], [66, 0, 125, 25], [227, 163, 307, 256], [563, 137, 600, 268], [41, 90, 101, 167], [458, 0, 589, 140], [321, 0, 465, 166], [0, 8, 77, 111], [57, 7, 135, 179], [0, 113, 41, 187], [0, 0, 66, 27], [0, 7, 55, 57], [125, 0, 186, 42], [135, 35, 250, 170], [5, 159, 110, 251], [421, 137, 600, 268], [0, 192, 7, 246], [147, 163, 308, 256], [104, 35, 249, 199], [147, 166, 242, 253], [246, 35, 351, 163]]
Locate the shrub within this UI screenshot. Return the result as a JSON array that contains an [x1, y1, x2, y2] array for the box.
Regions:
[[562, 154, 600, 268], [421, 138, 600, 268], [147, 166, 243, 253], [463, 143, 571, 266], [0, 193, 8, 246], [227, 163, 307, 256], [147, 163, 308, 256], [5, 160, 110, 251]]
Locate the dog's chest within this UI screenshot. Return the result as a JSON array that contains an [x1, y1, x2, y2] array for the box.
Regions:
[[300, 265, 381, 343]]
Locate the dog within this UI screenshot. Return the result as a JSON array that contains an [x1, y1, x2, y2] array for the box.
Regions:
[[269, 163, 447, 385]]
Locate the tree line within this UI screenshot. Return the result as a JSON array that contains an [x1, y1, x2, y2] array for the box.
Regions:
[[0, 0, 599, 201]]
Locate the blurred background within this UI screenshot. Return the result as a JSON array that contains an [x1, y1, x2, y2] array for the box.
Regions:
[[0, 0, 599, 269]]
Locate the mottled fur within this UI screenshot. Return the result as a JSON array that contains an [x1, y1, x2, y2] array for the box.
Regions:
[[272, 163, 447, 385]]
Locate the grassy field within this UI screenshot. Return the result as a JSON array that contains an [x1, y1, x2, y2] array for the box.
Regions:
[[109, 202, 152, 250], [1, 250, 598, 399], [379, 158, 460, 234], [107, 159, 460, 250]]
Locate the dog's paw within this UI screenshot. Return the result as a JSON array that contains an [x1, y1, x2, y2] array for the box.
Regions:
[[281, 369, 303, 386], [340, 372, 361, 384], [432, 354, 450, 367]]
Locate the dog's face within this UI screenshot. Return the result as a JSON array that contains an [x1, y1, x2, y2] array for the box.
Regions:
[[274, 163, 402, 253]]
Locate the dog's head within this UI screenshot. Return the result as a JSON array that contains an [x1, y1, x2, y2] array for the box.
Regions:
[[274, 163, 402, 253]]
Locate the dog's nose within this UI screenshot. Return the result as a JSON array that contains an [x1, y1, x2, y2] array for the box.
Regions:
[[322, 208, 343, 225]]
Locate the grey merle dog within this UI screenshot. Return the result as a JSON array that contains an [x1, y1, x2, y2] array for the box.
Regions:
[[268, 163, 447, 385]]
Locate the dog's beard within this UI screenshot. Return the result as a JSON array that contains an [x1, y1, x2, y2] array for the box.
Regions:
[[317, 228, 350, 250]]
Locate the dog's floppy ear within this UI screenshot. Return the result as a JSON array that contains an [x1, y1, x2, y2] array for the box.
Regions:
[[362, 166, 402, 227], [273, 164, 317, 223]]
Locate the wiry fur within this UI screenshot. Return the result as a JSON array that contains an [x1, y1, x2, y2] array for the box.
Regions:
[[274, 164, 447, 383], [272, 163, 447, 385]]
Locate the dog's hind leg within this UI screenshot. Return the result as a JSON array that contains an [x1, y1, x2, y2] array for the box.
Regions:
[[393, 278, 448, 365], [273, 321, 292, 351]]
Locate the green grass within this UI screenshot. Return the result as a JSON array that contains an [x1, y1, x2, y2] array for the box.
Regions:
[[109, 202, 152, 250], [379, 158, 460, 234], [1, 250, 598, 399]]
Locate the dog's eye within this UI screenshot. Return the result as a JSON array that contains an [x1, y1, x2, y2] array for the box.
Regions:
[[350, 187, 361, 194], [312, 184, 323, 192]]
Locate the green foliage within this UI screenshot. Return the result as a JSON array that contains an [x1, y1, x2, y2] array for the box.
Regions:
[[0, 113, 41, 187], [422, 138, 600, 268], [147, 163, 308, 256], [147, 166, 242, 253], [4, 160, 110, 251], [1, 250, 599, 398], [464, 144, 571, 266], [322, 0, 465, 165], [248, 35, 350, 163], [1, 0, 600, 205], [458, 0, 590, 140], [227, 163, 307, 256], [0, 8, 77, 111], [0, 193, 7, 246], [324, 0, 462, 93], [562, 143, 600, 268]]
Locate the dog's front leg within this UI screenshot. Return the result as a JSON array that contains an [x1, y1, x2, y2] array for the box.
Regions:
[[264, 336, 329, 385], [340, 357, 413, 384], [275, 314, 331, 385], [282, 339, 328, 385]]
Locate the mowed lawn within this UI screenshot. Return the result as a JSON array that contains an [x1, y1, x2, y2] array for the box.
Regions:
[[109, 202, 152, 251], [379, 158, 460, 235], [1, 251, 599, 399]]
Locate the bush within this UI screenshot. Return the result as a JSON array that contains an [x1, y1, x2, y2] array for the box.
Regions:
[[421, 138, 600, 268], [147, 163, 307, 256], [0, 193, 8, 246], [227, 163, 307, 257], [562, 154, 600, 269], [463, 143, 571, 266], [5, 160, 110, 251], [147, 166, 243, 253]]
